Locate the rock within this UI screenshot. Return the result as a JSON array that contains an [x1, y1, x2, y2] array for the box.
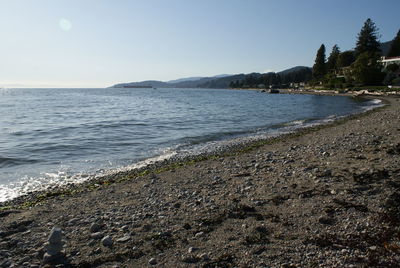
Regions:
[[120, 225, 129, 232], [0, 260, 11, 268], [48, 227, 62, 244], [92, 247, 102, 255], [46, 242, 64, 255], [318, 216, 334, 225], [116, 235, 130, 243], [148, 258, 157, 265], [19, 256, 30, 264], [194, 232, 205, 238], [199, 253, 210, 261], [67, 218, 79, 226], [89, 223, 101, 233], [90, 232, 104, 240], [43, 227, 66, 265], [101, 235, 113, 247], [188, 247, 198, 253]]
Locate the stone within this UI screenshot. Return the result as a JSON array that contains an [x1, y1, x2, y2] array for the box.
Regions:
[[116, 235, 130, 243], [67, 218, 79, 226], [194, 232, 204, 238], [48, 227, 62, 244], [121, 225, 129, 232], [93, 247, 102, 255], [19, 256, 30, 264], [90, 232, 104, 240], [46, 243, 64, 255], [199, 253, 210, 261], [148, 258, 157, 265], [0, 260, 11, 268], [89, 223, 101, 233], [43, 227, 66, 265], [188, 247, 198, 253], [318, 216, 334, 225], [101, 235, 113, 247]]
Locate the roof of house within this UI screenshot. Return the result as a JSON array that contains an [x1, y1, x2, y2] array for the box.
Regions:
[[381, 56, 400, 61]]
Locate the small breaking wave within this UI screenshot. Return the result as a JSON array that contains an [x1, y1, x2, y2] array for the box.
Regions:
[[0, 156, 38, 168]]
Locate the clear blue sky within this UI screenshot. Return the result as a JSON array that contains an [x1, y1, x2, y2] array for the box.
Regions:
[[0, 0, 399, 88]]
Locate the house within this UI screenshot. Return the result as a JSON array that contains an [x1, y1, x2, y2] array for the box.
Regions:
[[380, 56, 400, 68]]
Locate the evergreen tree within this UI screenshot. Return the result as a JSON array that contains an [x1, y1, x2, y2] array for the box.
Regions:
[[312, 44, 327, 79], [352, 52, 384, 85], [355, 18, 381, 56], [337, 51, 356, 68], [387, 29, 400, 57], [326, 45, 340, 71]]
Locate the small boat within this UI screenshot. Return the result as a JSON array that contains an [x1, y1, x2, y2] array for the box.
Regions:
[[269, 89, 280, 94]]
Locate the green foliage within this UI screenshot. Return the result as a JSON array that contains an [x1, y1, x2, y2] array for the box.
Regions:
[[387, 30, 400, 57], [386, 63, 399, 72], [312, 44, 327, 79], [324, 73, 345, 89], [392, 77, 400, 86], [383, 72, 398, 85], [337, 51, 356, 68], [355, 18, 381, 56], [228, 67, 311, 89], [352, 52, 384, 86], [327, 45, 340, 71]]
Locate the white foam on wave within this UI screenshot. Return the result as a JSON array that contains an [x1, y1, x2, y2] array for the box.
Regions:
[[369, 99, 383, 105], [284, 120, 306, 127], [105, 149, 178, 175], [359, 98, 385, 112], [0, 171, 94, 202], [0, 148, 180, 203]]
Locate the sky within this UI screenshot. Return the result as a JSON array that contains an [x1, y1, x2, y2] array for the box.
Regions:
[[0, 0, 399, 88]]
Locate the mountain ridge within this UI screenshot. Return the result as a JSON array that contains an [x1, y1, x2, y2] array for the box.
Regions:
[[110, 66, 311, 89]]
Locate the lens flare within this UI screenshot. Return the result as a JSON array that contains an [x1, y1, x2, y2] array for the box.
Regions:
[[59, 18, 72, 31]]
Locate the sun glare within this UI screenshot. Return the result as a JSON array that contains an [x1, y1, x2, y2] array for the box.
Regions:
[[59, 18, 72, 32]]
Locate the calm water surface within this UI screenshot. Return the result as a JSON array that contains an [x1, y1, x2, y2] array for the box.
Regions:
[[0, 88, 379, 201]]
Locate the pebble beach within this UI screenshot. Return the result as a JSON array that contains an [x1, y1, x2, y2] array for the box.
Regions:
[[1, 94, 400, 267]]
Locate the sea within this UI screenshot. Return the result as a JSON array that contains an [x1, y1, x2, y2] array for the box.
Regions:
[[0, 87, 382, 202]]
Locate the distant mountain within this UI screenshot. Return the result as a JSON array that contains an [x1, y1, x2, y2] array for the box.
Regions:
[[167, 77, 205, 84], [110, 67, 312, 89], [111, 74, 232, 89], [167, 74, 231, 84], [112, 80, 171, 88], [277, 66, 311, 75], [197, 74, 251, 88]]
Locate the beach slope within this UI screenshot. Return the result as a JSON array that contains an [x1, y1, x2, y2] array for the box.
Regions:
[[1, 96, 400, 267]]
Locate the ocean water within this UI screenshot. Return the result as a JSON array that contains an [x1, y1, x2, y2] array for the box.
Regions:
[[0, 88, 380, 201]]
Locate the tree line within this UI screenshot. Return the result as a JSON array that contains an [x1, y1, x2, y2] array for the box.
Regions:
[[229, 67, 312, 89], [312, 18, 400, 88]]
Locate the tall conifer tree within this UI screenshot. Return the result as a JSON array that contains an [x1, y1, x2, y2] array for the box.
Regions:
[[355, 18, 381, 56], [312, 44, 327, 79], [387, 30, 400, 57], [327, 45, 340, 71]]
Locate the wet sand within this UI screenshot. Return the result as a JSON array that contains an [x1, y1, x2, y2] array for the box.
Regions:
[[1, 95, 400, 267]]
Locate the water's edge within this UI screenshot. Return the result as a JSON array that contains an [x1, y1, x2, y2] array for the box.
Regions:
[[0, 95, 386, 207]]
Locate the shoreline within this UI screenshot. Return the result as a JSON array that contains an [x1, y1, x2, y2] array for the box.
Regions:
[[0, 95, 384, 208], [1, 94, 400, 267]]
